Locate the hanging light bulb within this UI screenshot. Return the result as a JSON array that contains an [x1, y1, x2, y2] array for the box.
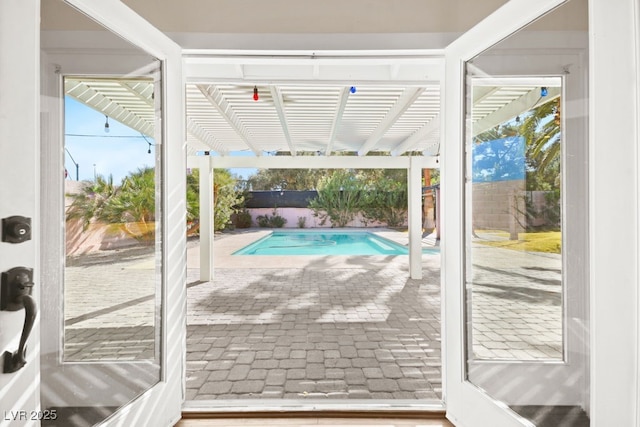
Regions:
[[540, 87, 548, 97], [253, 86, 259, 101], [104, 115, 110, 133], [515, 115, 521, 123], [350, 86, 357, 94], [147, 142, 152, 154]]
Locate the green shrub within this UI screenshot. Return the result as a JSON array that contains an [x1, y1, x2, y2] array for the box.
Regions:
[[270, 215, 287, 228], [256, 214, 270, 228], [297, 216, 307, 228], [256, 210, 287, 228], [360, 175, 408, 227], [308, 170, 363, 227], [235, 210, 252, 228]]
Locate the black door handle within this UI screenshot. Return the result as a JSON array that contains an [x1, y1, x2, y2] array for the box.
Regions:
[[1, 267, 37, 373]]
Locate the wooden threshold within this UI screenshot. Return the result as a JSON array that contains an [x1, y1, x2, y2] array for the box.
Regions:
[[176, 411, 454, 426], [180, 410, 447, 419]]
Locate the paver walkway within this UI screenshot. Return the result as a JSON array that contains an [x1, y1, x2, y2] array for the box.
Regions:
[[61, 229, 564, 403], [185, 263, 442, 400]]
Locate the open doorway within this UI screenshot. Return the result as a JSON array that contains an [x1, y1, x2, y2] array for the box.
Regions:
[[181, 57, 445, 408], [184, 164, 442, 404]]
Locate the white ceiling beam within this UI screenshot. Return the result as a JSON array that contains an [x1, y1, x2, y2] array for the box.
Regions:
[[390, 114, 439, 156], [186, 145, 201, 157], [183, 55, 444, 85], [269, 86, 296, 156], [204, 155, 439, 170], [358, 87, 425, 156], [325, 87, 350, 155], [473, 86, 501, 104], [473, 87, 561, 136], [186, 118, 227, 154], [422, 141, 440, 157], [121, 82, 155, 108], [64, 80, 155, 137], [196, 84, 262, 155]]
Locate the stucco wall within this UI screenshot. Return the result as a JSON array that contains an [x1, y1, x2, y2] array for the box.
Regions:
[[244, 207, 389, 229], [471, 180, 526, 237]]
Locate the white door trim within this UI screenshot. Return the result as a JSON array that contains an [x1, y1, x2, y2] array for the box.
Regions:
[[0, 0, 41, 421], [442, 0, 567, 426], [48, 1, 186, 425], [589, 0, 640, 425]]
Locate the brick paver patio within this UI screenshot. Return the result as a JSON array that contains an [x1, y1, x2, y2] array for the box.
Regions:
[[62, 229, 563, 403], [185, 262, 442, 400]]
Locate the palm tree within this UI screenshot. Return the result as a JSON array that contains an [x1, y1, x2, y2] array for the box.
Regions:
[[66, 174, 118, 230], [103, 167, 156, 240], [520, 97, 561, 177]]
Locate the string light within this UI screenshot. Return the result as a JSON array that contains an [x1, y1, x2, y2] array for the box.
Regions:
[[253, 86, 259, 101], [350, 86, 357, 94], [104, 115, 110, 133], [140, 133, 155, 154]]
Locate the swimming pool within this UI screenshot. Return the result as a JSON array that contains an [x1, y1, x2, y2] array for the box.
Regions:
[[233, 230, 436, 256]]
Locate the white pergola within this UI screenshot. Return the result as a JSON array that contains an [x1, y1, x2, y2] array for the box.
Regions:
[[65, 54, 559, 281]]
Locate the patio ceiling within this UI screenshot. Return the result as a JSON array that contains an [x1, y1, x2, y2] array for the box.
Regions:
[[65, 77, 156, 137], [185, 83, 441, 157], [64, 74, 559, 158]]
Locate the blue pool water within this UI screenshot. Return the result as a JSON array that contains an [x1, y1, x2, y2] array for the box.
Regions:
[[233, 231, 437, 256]]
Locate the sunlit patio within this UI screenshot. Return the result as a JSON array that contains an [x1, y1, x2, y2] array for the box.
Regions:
[[185, 229, 442, 401], [61, 227, 563, 400]]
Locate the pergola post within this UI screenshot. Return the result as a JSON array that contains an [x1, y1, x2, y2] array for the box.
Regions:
[[199, 156, 214, 281], [408, 156, 423, 279]]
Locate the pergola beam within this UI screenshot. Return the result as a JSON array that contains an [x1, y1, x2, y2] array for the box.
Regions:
[[269, 86, 296, 156], [391, 114, 439, 156], [473, 86, 561, 136], [473, 86, 501, 104], [196, 84, 262, 155], [187, 118, 227, 154], [358, 87, 425, 156], [203, 154, 439, 170], [65, 80, 155, 137], [121, 81, 155, 109], [325, 87, 350, 155]]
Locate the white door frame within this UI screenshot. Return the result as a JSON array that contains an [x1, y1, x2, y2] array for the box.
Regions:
[[442, 0, 569, 426], [56, 1, 186, 425], [589, 0, 640, 425], [2, 0, 186, 425], [0, 1, 41, 423], [462, 46, 589, 407]]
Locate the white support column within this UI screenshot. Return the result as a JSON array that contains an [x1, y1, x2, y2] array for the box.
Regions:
[[590, 0, 639, 424], [199, 156, 214, 281], [408, 156, 423, 279]]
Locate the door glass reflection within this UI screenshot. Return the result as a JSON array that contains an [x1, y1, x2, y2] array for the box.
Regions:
[[467, 79, 563, 361], [64, 77, 160, 363]]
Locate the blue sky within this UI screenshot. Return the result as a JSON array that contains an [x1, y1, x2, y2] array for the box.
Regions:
[[66, 97, 256, 183], [65, 97, 155, 183]]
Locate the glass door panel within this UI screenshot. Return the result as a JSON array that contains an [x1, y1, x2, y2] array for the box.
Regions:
[[462, 1, 589, 426], [63, 73, 161, 364], [39, 0, 183, 425], [467, 76, 563, 363]]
